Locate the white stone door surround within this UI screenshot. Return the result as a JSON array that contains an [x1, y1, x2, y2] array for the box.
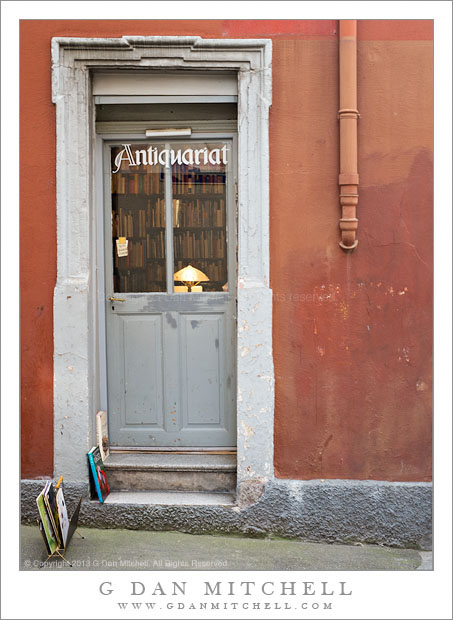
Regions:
[[52, 36, 274, 496]]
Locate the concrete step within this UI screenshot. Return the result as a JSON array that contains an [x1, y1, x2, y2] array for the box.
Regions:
[[103, 453, 237, 493], [104, 490, 235, 506]]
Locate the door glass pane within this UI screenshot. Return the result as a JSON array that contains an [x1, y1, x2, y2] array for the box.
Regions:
[[111, 144, 165, 292], [172, 142, 229, 293]]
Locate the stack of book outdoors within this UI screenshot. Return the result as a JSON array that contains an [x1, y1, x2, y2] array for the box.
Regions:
[[36, 478, 81, 560], [87, 410, 111, 504]]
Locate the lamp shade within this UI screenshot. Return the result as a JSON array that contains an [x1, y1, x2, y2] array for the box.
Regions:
[[174, 264, 210, 283]]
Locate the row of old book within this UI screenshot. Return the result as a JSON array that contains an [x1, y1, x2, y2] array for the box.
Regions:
[[114, 234, 166, 268], [173, 199, 225, 228], [172, 172, 226, 196], [112, 171, 226, 196], [173, 229, 226, 259], [114, 228, 226, 269], [113, 197, 226, 238], [114, 200, 165, 237], [114, 272, 166, 292], [115, 239, 148, 268], [112, 171, 164, 195]]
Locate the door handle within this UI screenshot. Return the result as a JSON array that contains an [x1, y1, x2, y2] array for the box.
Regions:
[[108, 296, 126, 302]]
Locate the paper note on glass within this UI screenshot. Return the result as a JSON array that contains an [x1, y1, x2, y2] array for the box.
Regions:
[[116, 238, 128, 257]]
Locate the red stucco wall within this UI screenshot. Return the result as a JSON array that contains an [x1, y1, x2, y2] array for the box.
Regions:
[[20, 20, 432, 480]]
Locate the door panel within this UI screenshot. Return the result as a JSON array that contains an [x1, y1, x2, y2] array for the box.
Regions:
[[105, 138, 236, 447], [121, 314, 164, 427], [180, 314, 224, 428]]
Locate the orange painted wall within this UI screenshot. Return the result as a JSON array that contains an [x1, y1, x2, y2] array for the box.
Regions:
[[20, 20, 432, 480]]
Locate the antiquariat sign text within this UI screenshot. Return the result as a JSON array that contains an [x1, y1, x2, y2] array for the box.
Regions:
[[113, 144, 228, 173]]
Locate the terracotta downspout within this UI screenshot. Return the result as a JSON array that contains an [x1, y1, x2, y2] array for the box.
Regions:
[[338, 20, 359, 251]]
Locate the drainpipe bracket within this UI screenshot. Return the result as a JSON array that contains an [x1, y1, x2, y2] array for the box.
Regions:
[[339, 239, 359, 251], [338, 108, 361, 120]]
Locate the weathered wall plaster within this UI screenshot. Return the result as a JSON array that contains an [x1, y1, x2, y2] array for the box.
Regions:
[[271, 33, 433, 481]]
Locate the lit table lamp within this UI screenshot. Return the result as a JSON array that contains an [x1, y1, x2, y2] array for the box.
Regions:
[[174, 264, 209, 292]]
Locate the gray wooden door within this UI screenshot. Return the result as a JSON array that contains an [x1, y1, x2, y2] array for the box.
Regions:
[[104, 138, 236, 447]]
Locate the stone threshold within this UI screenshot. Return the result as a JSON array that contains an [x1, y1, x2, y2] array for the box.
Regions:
[[104, 490, 236, 506], [104, 452, 237, 472]]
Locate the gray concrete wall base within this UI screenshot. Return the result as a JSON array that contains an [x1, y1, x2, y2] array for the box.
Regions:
[[22, 478, 432, 550]]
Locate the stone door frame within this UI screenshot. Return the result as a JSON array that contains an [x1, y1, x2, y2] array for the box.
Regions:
[[52, 36, 274, 496]]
